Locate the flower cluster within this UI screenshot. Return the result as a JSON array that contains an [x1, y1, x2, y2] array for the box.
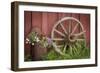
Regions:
[[25, 32, 40, 46], [25, 31, 52, 48]]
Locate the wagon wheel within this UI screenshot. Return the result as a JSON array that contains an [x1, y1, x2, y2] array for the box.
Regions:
[[51, 17, 86, 56]]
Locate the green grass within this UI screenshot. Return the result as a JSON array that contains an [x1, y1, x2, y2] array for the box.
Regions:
[[42, 41, 90, 60]]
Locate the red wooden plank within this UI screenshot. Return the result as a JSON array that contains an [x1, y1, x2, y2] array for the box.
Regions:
[[47, 12, 58, 37], [80, 14, 90, 48], [42, 12, 48, 36], [24, 11, 32, 58], [24, 11, 32, 37], [32, 12, 42, 32]]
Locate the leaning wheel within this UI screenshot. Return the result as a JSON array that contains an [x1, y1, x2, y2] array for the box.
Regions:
[[51, 17, 86, 56]]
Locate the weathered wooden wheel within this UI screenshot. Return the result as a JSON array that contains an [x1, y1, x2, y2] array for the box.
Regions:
[[51, 17, 86, 56]]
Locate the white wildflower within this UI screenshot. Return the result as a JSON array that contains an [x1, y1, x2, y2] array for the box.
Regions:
[[25, 38, 30, 44], [26, 38, 30, 42], [36, 37, 40, 42], [32, 43, 34, 46], [34, 36, 37, 39]]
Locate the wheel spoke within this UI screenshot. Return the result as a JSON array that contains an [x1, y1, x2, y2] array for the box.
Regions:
[[71, 23, 79, 34], [54, 29, 65, 37], [63, 45, 67, 53], [77, 38, 85, 41], [68, 20, 72, 34], [52, 42, 65, 56], [74, 31, 85, 37], [69, 46, 73, 56], [60, 23, 68, 35], [53, 38, 64, 41], [73, 45, 79, 55]]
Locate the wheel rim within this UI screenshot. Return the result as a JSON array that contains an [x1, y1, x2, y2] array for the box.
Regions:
[[51, 17, 86, 56]]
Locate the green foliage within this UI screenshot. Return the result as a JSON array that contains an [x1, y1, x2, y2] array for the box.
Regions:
[[39, 37, 49, 48], [42, 50, 58, 60], [42, 41, 90, 60], [28, 32, 37, 43], [24, 54, 32, 61]]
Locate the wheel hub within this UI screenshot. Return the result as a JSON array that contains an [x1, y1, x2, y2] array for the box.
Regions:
[[68, 34, 76, 43]]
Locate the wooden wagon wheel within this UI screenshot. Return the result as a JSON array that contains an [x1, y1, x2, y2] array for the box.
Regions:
[[51, 17, 86, 56]]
